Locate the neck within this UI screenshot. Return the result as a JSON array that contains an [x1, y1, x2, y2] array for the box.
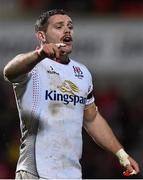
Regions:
[[56, 55, 70, 64]]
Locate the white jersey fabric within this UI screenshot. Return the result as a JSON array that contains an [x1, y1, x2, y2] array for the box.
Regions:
[[12, 58, 94, 179]]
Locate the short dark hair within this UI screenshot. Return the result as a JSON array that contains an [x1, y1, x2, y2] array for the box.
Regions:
[[35, 9, 68, 32]]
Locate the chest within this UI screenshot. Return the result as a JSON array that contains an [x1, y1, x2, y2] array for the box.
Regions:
[[39, 62, 89, 98]]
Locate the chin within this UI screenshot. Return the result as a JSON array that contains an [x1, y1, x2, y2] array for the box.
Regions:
[[65, 46, 72, 54]]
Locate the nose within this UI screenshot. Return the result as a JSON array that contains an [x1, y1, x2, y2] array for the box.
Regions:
[[64, 26, 71, 33]]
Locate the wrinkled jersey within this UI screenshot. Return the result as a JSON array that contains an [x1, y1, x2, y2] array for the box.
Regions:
[[13, 58, 94, 179]]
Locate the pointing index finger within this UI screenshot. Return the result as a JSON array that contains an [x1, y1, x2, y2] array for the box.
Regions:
[[55, 43, 66, 48]]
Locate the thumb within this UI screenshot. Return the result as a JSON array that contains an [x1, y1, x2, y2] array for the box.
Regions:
[[127, 164, 135, 173]]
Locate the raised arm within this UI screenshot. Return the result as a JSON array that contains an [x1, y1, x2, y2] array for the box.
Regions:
[[3, 43, 64, 81], [3, 50, 42, 81]]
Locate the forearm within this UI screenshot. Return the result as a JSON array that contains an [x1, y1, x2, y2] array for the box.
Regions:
[[84, 112, 122, 154], [3, 50, 43, 81], [84, 104, 140, 175]]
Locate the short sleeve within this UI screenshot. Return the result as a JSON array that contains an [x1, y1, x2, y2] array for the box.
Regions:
[[85, 73, 95, 106], [11, 73, 32, 86]]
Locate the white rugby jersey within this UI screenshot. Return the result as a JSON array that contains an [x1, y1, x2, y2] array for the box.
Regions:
[[12, 58, 94, 179]]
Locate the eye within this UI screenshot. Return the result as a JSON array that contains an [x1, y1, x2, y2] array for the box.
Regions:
[[56, 26, 62, 29], [68, 24, 73, 30]]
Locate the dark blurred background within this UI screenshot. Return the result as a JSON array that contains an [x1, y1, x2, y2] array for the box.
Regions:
[[0, 0, 143, 178]]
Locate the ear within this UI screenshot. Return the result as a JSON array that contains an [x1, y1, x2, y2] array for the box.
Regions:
[[36, 31, 46, 43]]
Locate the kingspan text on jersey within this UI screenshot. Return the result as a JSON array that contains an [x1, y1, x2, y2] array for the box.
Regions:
[[45, 90, 87, 105]]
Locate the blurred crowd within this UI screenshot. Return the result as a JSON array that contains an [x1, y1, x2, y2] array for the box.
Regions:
[[0, 75, 20, 178], [0, 73, 143, 179], [1, 0, 143, 17], [20, 0, 143, 16]]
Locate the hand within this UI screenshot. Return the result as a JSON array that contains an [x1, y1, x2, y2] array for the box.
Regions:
[[37, 43, 66, 60], [123, 156, 140, 176], [116, 148, 140, 176]]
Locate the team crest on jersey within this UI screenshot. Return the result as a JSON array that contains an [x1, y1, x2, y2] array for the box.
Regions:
[[58, 80, 79, 95], [47, 66, 59, 75], [73, 66, 84, 79]]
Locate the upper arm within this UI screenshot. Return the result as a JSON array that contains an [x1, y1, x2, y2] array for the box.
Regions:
[[3, 54, 24, 81], [84, 103, 98, 124], [4, 50, 39, 82]]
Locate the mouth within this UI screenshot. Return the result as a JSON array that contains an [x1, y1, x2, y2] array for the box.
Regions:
[[61, 36, 73, 45]]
